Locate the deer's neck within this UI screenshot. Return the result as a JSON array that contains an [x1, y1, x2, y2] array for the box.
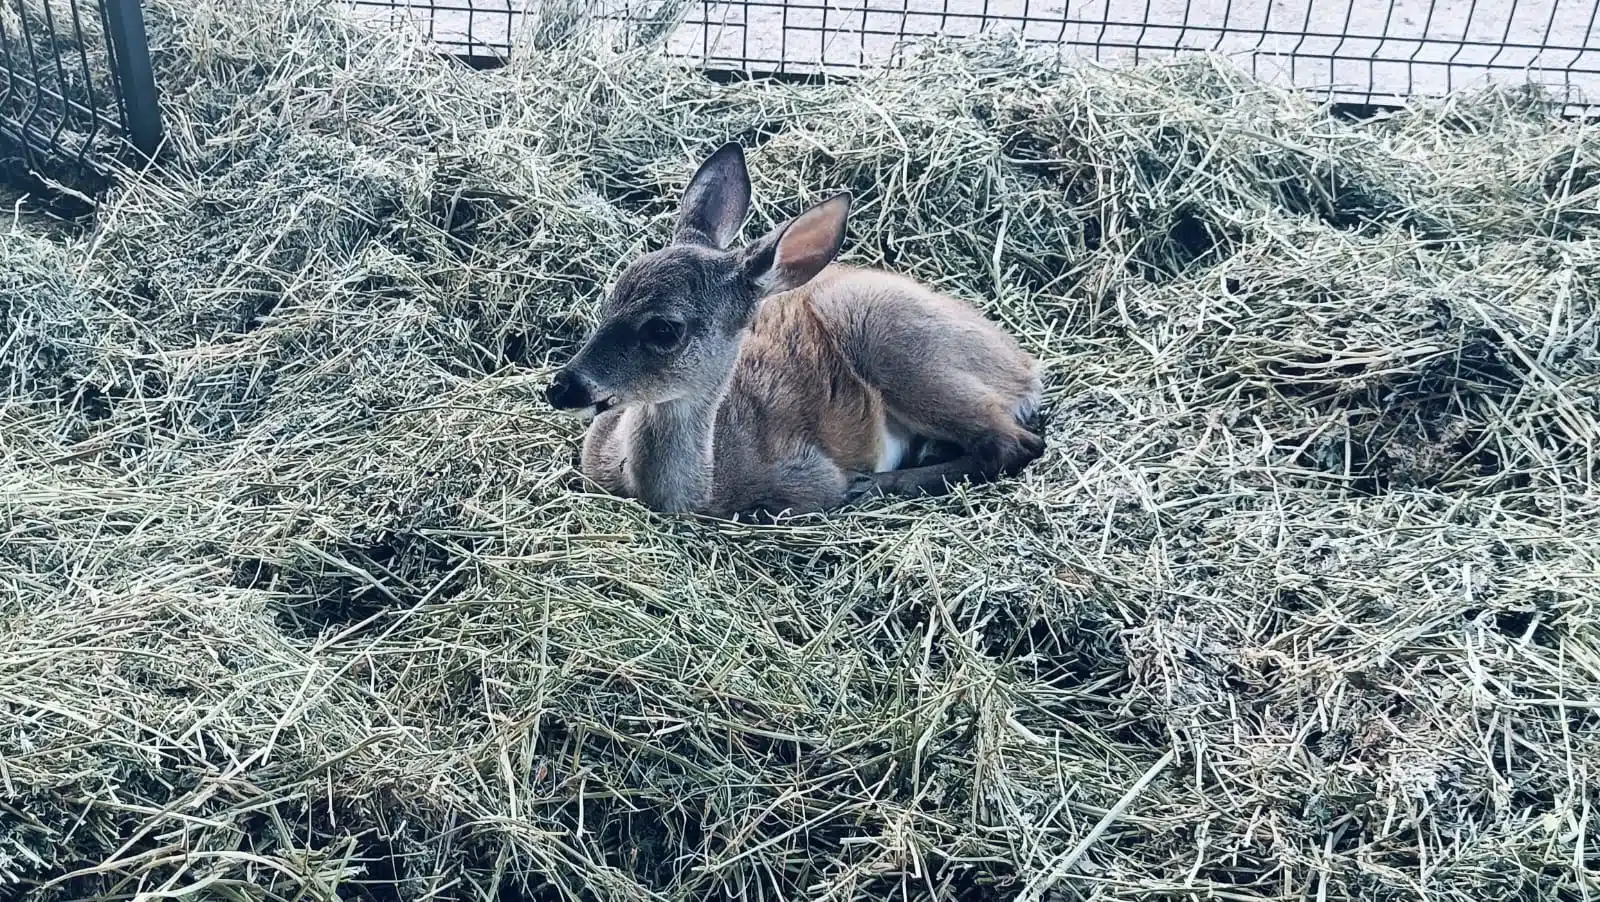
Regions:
[[626, 387, 725, 514]]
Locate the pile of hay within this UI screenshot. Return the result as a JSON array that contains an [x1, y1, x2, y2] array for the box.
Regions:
[[3, 0, 1597, 898]]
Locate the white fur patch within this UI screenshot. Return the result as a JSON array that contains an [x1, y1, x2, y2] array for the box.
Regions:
[[876, 420, 913, 472], [1013, 377, 1044, 424], [1012, 397, 1040, 424]]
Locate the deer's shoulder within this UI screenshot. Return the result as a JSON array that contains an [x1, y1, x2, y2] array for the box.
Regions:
[[722, 287, 886, 475]]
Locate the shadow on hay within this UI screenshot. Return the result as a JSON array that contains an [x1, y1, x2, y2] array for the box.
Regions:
[[1268, 337, 1538, 496], [237, 801, 414, 902], [0, 166, 98, 239], [233, 530, 479, 638], [466, 715, 899, 897], [52, 372, 158, 433], [4, 784, 415, 900]]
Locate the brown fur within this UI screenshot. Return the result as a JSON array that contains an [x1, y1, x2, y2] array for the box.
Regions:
[[547, 144, 1044, 519]]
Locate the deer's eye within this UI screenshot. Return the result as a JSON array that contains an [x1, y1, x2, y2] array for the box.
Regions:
[[641, 317, 684, 350]]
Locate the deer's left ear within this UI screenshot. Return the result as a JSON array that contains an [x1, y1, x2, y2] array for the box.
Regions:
[[673, 142, 751, 249], [742, 193, 851, 295]]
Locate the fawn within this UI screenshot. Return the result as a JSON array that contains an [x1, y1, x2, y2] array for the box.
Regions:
[[545, 142, 1045, 519]]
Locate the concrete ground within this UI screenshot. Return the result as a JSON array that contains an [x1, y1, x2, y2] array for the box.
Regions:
[[347, 0, 1600, 108]]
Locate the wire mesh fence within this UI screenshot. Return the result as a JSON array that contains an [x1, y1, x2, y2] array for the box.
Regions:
[[348, 0, 1600, 112], [0, 0, 161, 180]]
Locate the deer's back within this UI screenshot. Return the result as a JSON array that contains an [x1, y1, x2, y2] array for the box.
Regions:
[[803, 265, 1041, 405]]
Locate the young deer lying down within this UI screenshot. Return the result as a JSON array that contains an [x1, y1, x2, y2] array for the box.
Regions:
[[545, 142, 1045, 519]]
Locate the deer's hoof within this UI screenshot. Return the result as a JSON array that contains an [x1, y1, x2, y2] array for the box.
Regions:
[[841, 472, 884, 507]]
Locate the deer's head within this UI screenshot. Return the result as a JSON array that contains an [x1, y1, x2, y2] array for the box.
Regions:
[[546, 142, 850, 416]]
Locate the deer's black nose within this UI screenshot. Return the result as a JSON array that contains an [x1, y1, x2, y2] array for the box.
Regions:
[[546, 370, 592, 410]]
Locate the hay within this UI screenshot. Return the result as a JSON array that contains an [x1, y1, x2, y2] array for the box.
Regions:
[[2, 0, 1598, 898]]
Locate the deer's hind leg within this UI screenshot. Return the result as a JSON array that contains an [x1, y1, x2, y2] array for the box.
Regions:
[[845, 334, 1045, 502], [845, 387, 1044, 504]]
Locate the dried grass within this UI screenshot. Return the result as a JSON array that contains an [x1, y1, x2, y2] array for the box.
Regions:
[[2, 0, 1598, 899]]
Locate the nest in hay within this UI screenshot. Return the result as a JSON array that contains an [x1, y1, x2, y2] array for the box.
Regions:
[[2, 0, 1598, 899]]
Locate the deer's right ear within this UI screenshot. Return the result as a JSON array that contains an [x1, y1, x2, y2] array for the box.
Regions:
[[741, 192, 851, 296], [672, 142, 751, 249]]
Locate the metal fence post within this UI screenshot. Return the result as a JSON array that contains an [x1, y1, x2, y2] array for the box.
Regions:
[[100, 0, 161, 158]]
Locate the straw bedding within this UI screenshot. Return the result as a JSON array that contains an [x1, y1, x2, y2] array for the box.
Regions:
[[2, 0, 1598, 898]]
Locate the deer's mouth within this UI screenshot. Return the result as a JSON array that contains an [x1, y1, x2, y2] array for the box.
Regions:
[[575, 395, 618, 422]]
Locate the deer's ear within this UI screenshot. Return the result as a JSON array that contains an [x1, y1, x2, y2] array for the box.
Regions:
[[742, 193, 851, 295], [673, 142, 751, 249]]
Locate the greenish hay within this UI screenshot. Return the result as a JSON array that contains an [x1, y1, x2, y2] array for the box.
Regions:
[[2, 0, 1599, 899]]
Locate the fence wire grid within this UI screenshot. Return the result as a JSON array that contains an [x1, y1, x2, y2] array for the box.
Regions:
[[349, 0, 1600, 111], [2, 0, 1594, 184], [0, 0, 160, 179]]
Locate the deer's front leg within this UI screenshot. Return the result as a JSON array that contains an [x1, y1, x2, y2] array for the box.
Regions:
[[579, 409, 635, 499]]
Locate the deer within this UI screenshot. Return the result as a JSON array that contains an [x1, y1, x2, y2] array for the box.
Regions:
[[544, 142, 1046, 520]]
